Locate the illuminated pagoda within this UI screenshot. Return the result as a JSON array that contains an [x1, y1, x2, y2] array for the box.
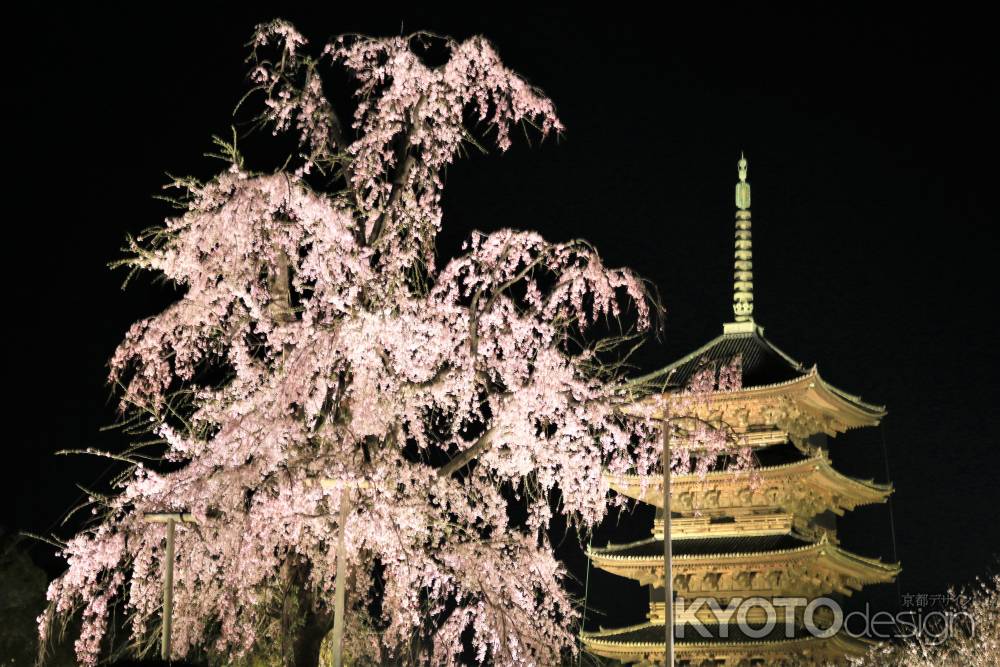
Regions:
[[581, 156, 900, 665]]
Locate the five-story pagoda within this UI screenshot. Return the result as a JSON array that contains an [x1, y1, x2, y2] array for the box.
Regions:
[[581, 156, 900, 666]]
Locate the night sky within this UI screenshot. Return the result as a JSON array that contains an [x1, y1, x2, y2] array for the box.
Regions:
[[8, 4, 999, 637]]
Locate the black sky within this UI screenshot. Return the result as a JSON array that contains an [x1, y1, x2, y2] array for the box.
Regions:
[[7, 4, 999, 633]]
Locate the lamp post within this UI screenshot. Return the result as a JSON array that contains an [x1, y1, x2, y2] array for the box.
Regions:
[[320, 479, 369, 667], [661, 406, 673, 667], [141, 475, 364, 665], [142, 512, 197, 661]]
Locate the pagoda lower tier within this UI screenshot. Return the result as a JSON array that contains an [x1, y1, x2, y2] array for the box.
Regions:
[[582, 528, 897, 665], [582, 621, 871, 666]]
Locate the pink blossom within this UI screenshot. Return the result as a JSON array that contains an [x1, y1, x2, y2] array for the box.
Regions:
[[42, 21, 744, 667]]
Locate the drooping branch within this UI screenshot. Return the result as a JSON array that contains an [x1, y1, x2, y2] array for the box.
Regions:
[[365, 95, 426, 248], [437, 427, 497, 478]]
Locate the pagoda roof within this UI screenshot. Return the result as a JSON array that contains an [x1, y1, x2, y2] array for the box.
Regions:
[[607, 451, 893, 512], [585, 620, 810, 644], [660, 325, 809, 388], [755, 442, 810, 466], [582, 621, 871, 662], [592, 532, 811, 560], [637, 323, 886, 422], [588, 532, 900, 590]]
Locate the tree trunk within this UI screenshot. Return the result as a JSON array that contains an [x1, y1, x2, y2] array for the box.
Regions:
[[288, 610, 333, 667], [283, 558, 334, 667], [268, 250, 296, 324]]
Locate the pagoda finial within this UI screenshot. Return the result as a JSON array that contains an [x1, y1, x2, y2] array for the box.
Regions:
[[736, 153, 750, 209], [731, 153, 754, 325]]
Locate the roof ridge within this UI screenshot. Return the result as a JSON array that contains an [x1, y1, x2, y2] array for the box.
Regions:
[[658, 332, 731, 377], [754, 330, 810, 375], [643, 327, 813, 392]]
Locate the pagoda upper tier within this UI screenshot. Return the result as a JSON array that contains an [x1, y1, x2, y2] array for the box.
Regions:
[[607, 450, 892, 520], [587, 532, 900, 598], [633, 323, 886, 449]]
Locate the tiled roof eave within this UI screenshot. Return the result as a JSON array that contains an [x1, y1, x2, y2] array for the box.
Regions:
[[588, 537, 819, 562], [713, 368, 885, 416], [606, 455, 893, 498], [581, 622, 864, 651], [589, 539, 901, 578], [637, 366, 886, 419]]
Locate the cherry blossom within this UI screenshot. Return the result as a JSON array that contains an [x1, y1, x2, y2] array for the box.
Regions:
[[847, 575, 1000, 667], [40, 21, 742, 667]]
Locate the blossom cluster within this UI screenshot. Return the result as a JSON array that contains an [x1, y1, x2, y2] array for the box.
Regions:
[[41, 20, 738, 667], [847, 575, 1000, 667]]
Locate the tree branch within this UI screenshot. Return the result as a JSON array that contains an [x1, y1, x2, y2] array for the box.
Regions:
[[268, 250, 296, 324], [365, 95, 427, 247], [437, 426, 497, 478]]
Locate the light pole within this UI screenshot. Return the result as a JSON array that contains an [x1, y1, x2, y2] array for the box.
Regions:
[[143, 512, 197, 661], [661, 406, 674, 667], [320, 478, 369, 667], [144, 477, 357, 666]]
